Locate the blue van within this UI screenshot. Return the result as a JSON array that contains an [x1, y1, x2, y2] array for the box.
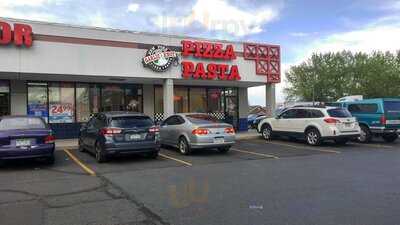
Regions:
[[339, 98, 400, 143]]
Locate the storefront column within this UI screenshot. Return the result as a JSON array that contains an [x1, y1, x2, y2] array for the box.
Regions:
[[163, 78, 174, 118], [143, 84, 154, 119], [238, 87, 249, 132], [10, 80, 27, 115], [266, 84, 276, 116]]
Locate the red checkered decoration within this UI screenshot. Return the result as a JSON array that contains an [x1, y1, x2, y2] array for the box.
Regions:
[[243, 43, 281, 83]]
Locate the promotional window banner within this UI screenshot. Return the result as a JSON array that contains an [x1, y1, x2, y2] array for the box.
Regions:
[[27, 103, 48, 122], [49, 103, 74, 123]]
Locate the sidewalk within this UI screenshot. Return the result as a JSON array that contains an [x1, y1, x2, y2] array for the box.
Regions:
[[56, 129, 260, 149]]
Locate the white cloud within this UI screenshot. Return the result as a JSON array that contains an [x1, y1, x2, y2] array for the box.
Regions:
[[0, 0, 58, 21], [0, 0, 52, 7], [127, 3, 140, 13], [87, 12, 108, 27], [151, 0, 280, 36]]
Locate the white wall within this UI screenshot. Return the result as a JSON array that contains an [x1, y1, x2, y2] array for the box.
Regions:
[[0, 18, 268, 86]]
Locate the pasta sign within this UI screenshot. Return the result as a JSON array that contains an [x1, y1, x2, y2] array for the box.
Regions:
[[181, 40, 241, 80]]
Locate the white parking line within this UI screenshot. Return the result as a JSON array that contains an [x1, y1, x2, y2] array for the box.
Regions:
[[231, 148, 279, 159], [247, 139, 341, 154], [159, 153, 193, 166]]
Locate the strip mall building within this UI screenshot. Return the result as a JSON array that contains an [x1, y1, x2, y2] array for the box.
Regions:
[[0, 18, 280, 138]]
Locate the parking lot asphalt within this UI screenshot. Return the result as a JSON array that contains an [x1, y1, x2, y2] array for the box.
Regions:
[[1, 135, 400, 225]]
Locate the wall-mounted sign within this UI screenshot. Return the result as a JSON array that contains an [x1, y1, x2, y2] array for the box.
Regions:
[[243, 43, 281, 83], [0, 21, 33, 48], [142, 45, 179, 72], [181, 40, 241, 80]]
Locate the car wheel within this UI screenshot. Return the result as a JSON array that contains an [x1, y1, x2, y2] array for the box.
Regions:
[[146, 151, 159, 159], [178, 137, 191, 155], [382, 134, 398, 143], [95, 142, 108, 163], [334, 138, 349, 145], [44, 155, 55, 165], [78, 138, 85, 152], [261, 124, 273, 141], [358, 125, 372, 143], [217, 146, 231, 153], [305, 128, 322, 146]]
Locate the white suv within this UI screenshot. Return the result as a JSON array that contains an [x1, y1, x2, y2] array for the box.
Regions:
[[258, 107, 361, 145]]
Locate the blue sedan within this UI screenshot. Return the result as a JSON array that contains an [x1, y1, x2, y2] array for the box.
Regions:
[[0, 116, 55, 165]]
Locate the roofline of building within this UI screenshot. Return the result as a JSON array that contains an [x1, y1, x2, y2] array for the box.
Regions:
[[1, 17, 280, 47]]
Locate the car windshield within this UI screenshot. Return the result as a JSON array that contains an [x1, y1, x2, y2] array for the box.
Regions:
[[0, 117, 46, 130], [110, 116, 153, 128], [384, 101, 400, 114], [327, 108, 352, 118], [186, 114, 220, 124]]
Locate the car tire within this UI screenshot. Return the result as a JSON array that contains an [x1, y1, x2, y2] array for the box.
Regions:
[[44, 155, 55, 165], [382, 134, 398, 143], [358, 125, 372, 143], [261, 124, 273, 141], [334, 138, 349, 145], [305, 128, 322, 146], [78, 138, 85, 152], [95, 142, 108, 163], [178, 137, 191, 155], [217, 146, 231, 153], [146, 151, 159, 159]]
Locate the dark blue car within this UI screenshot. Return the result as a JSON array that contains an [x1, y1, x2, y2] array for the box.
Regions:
[[78, 112, 160, 163], [0, 116, 55, 165]]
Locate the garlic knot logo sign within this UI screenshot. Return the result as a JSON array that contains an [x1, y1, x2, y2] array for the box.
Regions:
[[142, 45, 179, 72]]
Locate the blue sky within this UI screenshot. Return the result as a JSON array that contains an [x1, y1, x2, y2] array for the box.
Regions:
[[2, 0, 400, 105]]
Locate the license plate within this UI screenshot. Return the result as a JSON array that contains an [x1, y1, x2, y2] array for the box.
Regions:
[[129, 134, 142, 140], [16, 139, 31, 147], [344, 123, 352, 128], [214, 137, 224, 144], [387, 120, 400, 125]]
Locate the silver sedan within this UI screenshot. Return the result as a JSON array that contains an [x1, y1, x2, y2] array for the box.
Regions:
[[159, 113, 236, 155]]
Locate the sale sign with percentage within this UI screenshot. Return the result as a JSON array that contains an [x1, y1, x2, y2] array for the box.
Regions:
[[49, 103, 74, 123]]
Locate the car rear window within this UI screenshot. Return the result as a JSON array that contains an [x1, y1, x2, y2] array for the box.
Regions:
[[384, 101, 400, 114], [186, 114, 220, 124], [110, 116, 153, 128], [327, 108, 352, 118], [0, 117, 46, 130]]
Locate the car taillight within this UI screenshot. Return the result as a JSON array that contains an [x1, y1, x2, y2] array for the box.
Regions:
[[149, 126, 160, 133], [44, 135, 55, 144], [380, 115, 387, 125], [224, 127, 235, 134], [324, 117, 340, 124], [100, 128, 122, 136], [192, 128, 209, 135]]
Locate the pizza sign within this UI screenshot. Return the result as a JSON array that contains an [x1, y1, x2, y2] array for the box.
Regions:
[[180, 40, 241, 81]]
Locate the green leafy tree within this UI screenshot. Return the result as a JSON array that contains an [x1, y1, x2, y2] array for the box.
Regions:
[[285, 51, 400, 102]]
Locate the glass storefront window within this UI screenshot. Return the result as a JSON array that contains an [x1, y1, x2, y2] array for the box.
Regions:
[[76, 84, 90, 122], [207, 88, 224, 113], [0, 81, 10, 116], [102, 84, 125, 111], [49, 83, 75, 123], [27, 83, 49, 122], [189, 88, 207, 113], [154, 86, 163, 114], [174, 87, 189, 113], [125, 85, 143, 112]]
